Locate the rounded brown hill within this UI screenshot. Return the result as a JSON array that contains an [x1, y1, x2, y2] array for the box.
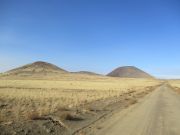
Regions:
[[7, 61, 68, 76], [107, 66, 153, 78]]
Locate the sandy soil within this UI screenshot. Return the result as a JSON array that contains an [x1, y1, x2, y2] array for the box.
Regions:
[[82, 84, 180, 135]]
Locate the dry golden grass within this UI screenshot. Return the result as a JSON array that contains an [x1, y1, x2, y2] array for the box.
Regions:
[[168, 80, 180, 94], [0, 77, 159, 90], [0, 75, 160, 122], [168, 80, 180, 88]]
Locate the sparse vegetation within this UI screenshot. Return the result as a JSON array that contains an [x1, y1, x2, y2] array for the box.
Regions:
[[168, 80, 180, 94], [0, 77, 160, 123], [168, 80, 180, 88], [0, 62, 161, 135]]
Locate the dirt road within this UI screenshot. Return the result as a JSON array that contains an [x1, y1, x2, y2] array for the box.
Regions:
[[93, 84, 180, 135]]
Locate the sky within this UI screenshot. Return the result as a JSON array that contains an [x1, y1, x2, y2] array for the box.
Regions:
[[0, 0, 180, 78]]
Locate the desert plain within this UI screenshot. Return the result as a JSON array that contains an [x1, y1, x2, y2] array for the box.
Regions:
[[0, 62, 180, 135]]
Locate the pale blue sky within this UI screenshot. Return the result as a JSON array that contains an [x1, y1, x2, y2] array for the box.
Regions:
[[0, 0, 180, 78]]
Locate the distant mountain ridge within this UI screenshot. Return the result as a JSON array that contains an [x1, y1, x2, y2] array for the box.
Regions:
[[107, 66, 153, 78], [72, 71, 102, 76], [4, 61, 154, 78]]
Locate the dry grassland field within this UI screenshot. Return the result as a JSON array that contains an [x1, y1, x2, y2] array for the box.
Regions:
[[168, 80, 180, 88], [0, 74, 161, 135], [0, 76, 159, 121], [168, 80, 180, 93]]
